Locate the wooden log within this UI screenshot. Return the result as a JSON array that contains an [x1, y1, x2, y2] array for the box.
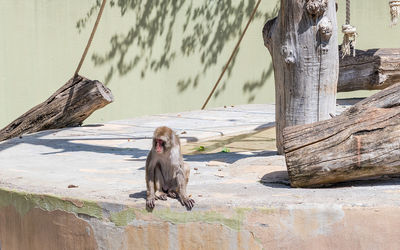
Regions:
[[263, 0, 339, 154], [338, 48, 400, 92], [283, 82, 400, 187], [0, 75, 113, 142]]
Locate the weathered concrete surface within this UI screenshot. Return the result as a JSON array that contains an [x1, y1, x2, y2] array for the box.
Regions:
[[1, 104, 400, 250]]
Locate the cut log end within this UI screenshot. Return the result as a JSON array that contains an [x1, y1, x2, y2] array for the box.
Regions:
[[95, 80, 114, 103]]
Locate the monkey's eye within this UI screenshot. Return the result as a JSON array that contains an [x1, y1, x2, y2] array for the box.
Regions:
[[156, 139, 165, 147]]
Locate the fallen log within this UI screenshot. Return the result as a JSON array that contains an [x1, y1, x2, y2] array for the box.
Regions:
[[283, 82, 400, 187], [0, 75, 113, 142], [338, 48, 400, 92]]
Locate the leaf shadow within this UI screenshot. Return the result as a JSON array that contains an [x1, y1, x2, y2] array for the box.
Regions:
[[76, 0, 280, 100]]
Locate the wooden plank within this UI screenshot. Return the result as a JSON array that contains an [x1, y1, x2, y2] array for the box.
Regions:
[[338, 48, 400, 92], [0, 75, 113, 141]]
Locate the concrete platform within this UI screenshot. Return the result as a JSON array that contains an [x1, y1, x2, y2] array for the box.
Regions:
[[1, 104, 400, 250]]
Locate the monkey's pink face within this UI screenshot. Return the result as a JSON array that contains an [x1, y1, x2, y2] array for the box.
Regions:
[[155, 139, 165, 153]]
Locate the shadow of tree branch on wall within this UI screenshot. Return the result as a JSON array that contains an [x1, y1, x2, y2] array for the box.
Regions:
[[77, 0, 279, 101], [243, 63, 273, 103]]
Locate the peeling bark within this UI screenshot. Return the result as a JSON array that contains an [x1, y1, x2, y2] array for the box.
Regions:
[[263, 0, 338, 154]]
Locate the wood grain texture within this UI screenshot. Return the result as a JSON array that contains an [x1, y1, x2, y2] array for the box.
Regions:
[[263, 0, 339, 154], [338, 48, 400, 92], [283, 83, 400, 187], [0, 75, 113, 141]]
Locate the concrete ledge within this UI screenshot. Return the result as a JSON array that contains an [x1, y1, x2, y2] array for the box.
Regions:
[[1, 104, 400, 249]]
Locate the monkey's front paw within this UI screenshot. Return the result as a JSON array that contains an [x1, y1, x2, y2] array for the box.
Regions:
[[182, 198, 195, 210], [146, 197, 155, 209], [167, 191, 177, 198], [155, 191, 167, 200]]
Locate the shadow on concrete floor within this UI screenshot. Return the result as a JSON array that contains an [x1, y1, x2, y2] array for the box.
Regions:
[[260, 171, 400, 189], [330, 175, 400, 188], [0, 130, 150, 157], [260, 171, 291, 188]]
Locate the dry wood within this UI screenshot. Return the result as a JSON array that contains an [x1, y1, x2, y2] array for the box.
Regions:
[[0, 75, 113, 141], [283, 82, 400, 188], [338, 48, 400, 92], [263, 0, 339, 154]]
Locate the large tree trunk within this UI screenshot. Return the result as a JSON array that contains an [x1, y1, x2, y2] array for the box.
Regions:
[[338, 48, 400, 92], [263, 0, 339, 154], [0, 75, 113, 142], [284, 82, 400, 188]]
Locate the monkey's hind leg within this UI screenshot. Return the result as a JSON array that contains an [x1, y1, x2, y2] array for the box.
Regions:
[[176, 168, 195, 210], [154, 166, 167, 200]]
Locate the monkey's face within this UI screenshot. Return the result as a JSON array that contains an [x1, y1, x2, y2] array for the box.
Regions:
[[154, 138, 165, 153], [154, 137, 172, 154], [152, 126, 174, 154]]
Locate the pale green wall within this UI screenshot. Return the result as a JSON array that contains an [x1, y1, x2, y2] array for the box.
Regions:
[[0, 0, 399, 128]]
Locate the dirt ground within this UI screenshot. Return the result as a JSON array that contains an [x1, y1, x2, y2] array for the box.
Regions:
[[181, 127, 277, 155]]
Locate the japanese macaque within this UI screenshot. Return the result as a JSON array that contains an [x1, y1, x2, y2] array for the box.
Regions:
[[145, 126, 195, 210]]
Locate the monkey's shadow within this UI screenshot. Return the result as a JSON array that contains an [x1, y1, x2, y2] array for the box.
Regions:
[[129, 191, 180, 202], [129, 191, 147, 199]]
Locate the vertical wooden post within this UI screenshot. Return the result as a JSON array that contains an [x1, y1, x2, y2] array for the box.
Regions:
[[263, 0, 339, 154]]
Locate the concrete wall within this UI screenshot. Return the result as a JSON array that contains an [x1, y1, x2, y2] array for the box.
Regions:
[[1, 0, 399, 128], [1, 189, 400, 250]]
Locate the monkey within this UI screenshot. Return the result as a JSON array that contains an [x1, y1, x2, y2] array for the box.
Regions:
[[145, 126, 195, 210]]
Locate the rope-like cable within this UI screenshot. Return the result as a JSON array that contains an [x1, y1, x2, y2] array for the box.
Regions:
[[342, 0, 356, 57], [345, 0, 350, 24], [74, 0, 107, 77], [201, 0, 262, 110], [390, 1, 400, 26]]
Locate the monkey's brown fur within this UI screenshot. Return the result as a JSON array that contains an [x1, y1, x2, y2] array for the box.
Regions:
[[145, 126, 194, 210]]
